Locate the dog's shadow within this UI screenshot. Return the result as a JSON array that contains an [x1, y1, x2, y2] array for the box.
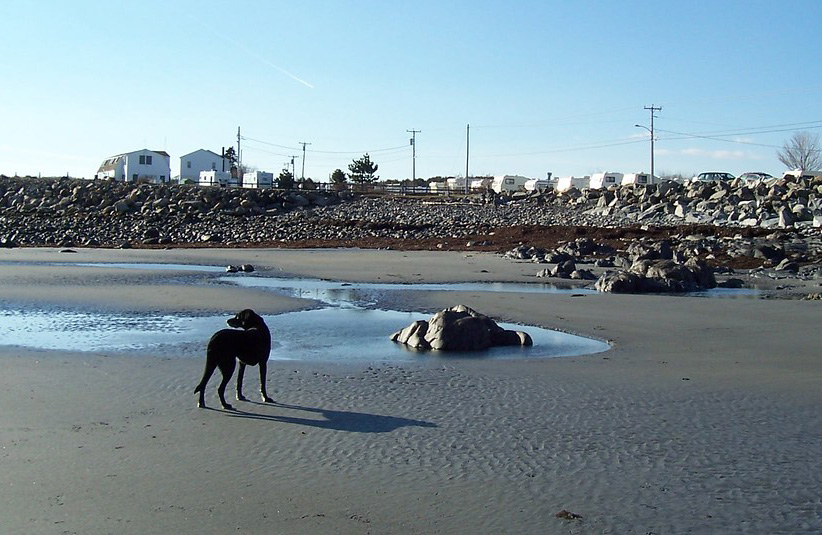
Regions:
[[225, 402, 438, 433]]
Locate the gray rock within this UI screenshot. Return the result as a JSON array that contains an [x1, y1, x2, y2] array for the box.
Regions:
[[390, 305, 532, 352]]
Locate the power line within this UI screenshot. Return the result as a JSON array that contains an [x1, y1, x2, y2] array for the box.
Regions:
[[240, 135, 409, 155]]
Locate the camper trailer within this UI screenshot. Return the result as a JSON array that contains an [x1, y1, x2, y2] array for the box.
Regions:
[[491, 175, 530, 193], [589, 172, 624, 190], [555, 175, 590, 192], [242, 171, 274, 189], [782, 169, 822, 180], [524, 172, 554, 192], [621, 172, 656, 186], [199, 170, 233, 187]]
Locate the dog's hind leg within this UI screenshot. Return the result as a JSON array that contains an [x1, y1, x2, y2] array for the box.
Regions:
[[236, 362, 247, 401], [216, 359, 236, 410], [258, 361, 274, 403], [194, 361, 218, 408]]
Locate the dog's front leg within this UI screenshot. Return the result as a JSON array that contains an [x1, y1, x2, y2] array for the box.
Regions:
[[236, 361, 248, 401], [258, 361, 274, 403]]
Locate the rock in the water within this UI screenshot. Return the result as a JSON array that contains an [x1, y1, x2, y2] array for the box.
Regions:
[[390, 305, 532, 352]]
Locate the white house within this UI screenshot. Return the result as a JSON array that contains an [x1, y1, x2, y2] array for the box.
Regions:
[[491, 175, 530, 193], [242, 171, 274, 189], [199, 170, 236, 187], [180, 149, 231, 183], [589, 172, 624, 190], [95, 149, 171, 183]]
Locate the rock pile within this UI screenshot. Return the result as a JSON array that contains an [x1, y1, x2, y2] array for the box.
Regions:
[[518, 175, 822, 229], [2, 175, 822, 273], [594, 258, 716, 293], [390, 305, 533, 352]]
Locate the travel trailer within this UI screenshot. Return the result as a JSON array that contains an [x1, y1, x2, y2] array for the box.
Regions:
[[589, 172, 624, 190], [782, 169, 822, 180], [242, 171, 274, 188], [524, 172, 554, 192], [524, 178, 554, 192], [621, 172, 657, 186], [199, 170, 234, 187], [491, 175, 530, 193], [555, 175, 590, 192]]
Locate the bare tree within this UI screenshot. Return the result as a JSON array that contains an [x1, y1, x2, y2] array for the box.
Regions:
[[777, 131, 822, 173]]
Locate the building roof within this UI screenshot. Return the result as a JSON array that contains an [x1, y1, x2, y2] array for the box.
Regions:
[[180, 149, 223, 159]]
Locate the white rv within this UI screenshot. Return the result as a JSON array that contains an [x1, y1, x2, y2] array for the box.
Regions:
[[555, 175, 590, 192], [524, 178, 552, 192], [242, 171, 274, 189], [491, 175, 530, 193], [782, 169, 822, 180], [621, 172, 656, 186], [589, 172, 624, 190], [199, 170, 233, 187]]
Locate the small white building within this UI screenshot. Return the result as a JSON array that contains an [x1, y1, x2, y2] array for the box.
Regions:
[[180, 149, 231, 183], [95, 149, 171, 183], [199, 170, 236, 187], [621, 172, 657, 186], [491, 175, 530, 193], [242, 171, 274, 189], [589, 172, 624, 190], [555, 175, 590, 192]]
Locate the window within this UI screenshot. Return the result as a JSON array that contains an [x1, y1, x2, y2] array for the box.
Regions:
[[132, 174, 138, 181], [139, 155, 152, 165], [187, 161, 192, 169], [606, 176, 615, 182]]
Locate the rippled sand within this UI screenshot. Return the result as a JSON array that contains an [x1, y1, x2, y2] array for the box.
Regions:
[[1, 248, 820, 534]]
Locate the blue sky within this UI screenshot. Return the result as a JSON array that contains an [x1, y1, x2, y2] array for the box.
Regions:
[[2, 0, 821, 181]]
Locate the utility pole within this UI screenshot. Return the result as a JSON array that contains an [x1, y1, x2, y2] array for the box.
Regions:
[[465, 124, 470, 194], [237, 127, 242, 173], [298, 142, 311, 180], [407, 129, 420, 182], [289, 155, 299, 183], [641, 106, 661, 180]]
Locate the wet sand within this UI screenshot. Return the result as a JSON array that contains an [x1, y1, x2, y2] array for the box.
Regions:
[[1, 247, 821, 534]]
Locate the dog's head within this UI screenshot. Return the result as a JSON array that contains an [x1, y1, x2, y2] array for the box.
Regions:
[[227, 309, 265, 330]]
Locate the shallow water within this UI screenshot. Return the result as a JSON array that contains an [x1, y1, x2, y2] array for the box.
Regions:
[[0, 306, 609, 361], [0, 260, 748, 362]]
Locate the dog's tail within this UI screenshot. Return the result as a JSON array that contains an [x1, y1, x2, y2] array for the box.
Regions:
[[194, 383, 204, 394]]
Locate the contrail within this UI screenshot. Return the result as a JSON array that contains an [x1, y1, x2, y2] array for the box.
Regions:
[[172, 7, 314, 89]]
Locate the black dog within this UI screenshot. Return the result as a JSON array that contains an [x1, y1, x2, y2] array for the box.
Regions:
[[194, 309, 274, 410]]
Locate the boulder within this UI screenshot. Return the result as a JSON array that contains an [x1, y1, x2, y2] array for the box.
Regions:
[[390, 305, 533, 352], [595, 258, 716, 294]]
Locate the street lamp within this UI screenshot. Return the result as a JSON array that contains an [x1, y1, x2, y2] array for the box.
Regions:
[[635, 105, 661, 181], [635, 123, 655, 181]]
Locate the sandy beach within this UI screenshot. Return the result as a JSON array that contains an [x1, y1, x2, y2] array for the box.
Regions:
[[1, 247, 821, 534]]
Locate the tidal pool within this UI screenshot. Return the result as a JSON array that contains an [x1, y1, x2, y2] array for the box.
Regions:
[[0, 306, 609, 361]]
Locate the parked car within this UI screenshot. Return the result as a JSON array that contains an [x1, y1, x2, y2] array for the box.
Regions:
[[691, 172, 735, 182], [738, 171, 774, 184]]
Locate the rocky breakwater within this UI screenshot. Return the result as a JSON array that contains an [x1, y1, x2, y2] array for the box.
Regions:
[[391, 305, 533, 352], [519, 174, 822, 229], [0, 176, 347, 247]]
